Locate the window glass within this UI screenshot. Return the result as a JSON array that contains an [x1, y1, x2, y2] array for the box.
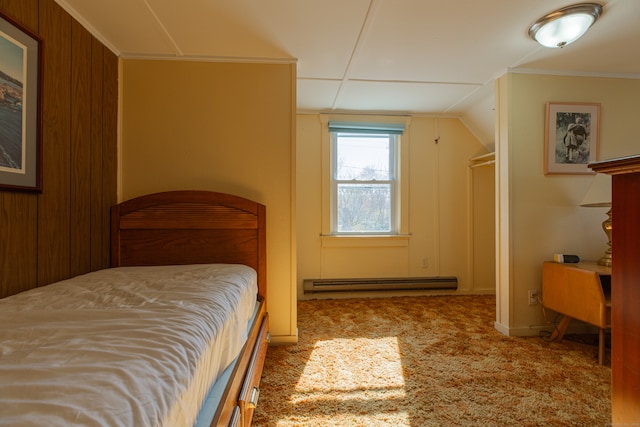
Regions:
[[335, 135, 391, 180], [337, 183, 391, 233]]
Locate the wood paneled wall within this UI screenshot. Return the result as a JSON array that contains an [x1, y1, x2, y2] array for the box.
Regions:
[[0, 0, 118, 298]]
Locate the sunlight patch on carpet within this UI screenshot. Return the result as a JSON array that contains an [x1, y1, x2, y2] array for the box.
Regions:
[[293, 336, 406, 400], [275, 412, 411, 427]]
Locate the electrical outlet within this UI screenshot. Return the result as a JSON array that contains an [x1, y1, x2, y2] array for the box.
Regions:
[[421, 257, 428, 268], [528, 290, 539, 305]]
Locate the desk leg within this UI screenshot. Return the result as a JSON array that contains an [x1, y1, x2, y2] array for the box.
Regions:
[[549, 315, 572, 342]]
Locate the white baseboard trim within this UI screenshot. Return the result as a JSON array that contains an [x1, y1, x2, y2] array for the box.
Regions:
[[269, 334, 298, 345], [494, 321, 602, 337], [494, 321, 511, 336]]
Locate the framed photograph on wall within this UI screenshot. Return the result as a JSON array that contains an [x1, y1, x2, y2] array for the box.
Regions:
[[0, 11, 42, 192], [544, 102, 600, 175]]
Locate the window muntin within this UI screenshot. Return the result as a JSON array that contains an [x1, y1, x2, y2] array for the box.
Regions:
[[331, 132, 398, 235]]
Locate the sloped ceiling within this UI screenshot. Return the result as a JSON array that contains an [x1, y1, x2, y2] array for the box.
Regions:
[[55, 0, 640, 147]]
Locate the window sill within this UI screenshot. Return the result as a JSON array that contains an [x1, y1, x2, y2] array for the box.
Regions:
[[321, 234, 410, 248]]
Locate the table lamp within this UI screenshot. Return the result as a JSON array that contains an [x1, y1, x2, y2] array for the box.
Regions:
[[580, 173, 612, 267]]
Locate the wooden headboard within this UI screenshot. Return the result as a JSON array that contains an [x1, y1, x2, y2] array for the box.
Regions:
[[111, 191, 266, 300]]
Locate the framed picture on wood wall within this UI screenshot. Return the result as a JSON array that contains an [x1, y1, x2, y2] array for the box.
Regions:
[[544, 102, 600, 175], [0, 11, 42, 192]]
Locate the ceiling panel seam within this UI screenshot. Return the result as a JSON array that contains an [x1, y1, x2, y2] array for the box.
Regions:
[[332, 0, 382, 110], [143, 0, 182, 56]]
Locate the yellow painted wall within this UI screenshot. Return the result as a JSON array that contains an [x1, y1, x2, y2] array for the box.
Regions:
[[296, 114, 492, 298], [120, 59, 297, 344], [496, 72, 640, 335], [471, 161, 496, 291]]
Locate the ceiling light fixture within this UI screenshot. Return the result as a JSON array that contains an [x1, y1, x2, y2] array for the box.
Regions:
[[529, 3, 603, 48]]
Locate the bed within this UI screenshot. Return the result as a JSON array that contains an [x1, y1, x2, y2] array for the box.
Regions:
[[0, 190, 269, 427]]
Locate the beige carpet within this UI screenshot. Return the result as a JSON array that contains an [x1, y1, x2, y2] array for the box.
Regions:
[[252, 295, 611, 426]]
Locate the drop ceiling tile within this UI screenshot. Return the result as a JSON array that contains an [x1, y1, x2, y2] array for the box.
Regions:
[[56, 0, 178, 55], [349, 0, 559, 83], [147, 0, 370, 78], [297, 79, 342, 111], [335, 80, 480, 113]]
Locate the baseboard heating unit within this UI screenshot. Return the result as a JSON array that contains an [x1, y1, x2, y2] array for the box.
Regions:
[[303, 276, 458, 294]]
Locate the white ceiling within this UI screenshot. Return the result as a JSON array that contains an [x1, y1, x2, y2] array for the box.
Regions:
[[55, 0, 640, 145]]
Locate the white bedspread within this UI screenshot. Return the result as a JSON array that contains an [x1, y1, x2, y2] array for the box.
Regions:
[[0, 264, 257, 427]]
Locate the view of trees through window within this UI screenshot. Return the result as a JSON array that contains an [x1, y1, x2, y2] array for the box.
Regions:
[[334, 133, 395, 233]]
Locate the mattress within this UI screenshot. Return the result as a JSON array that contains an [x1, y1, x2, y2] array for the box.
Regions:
[[0, 263, 258, 427]]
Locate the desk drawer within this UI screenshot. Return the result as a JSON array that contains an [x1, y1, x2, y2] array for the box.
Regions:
[[542, 261, 609, 328]]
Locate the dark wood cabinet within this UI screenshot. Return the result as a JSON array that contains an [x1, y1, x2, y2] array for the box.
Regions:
[[591, 155, 640, 424]]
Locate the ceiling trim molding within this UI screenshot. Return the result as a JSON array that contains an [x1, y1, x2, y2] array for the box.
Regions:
[[295, 108, 461, 119], [118, 53, 298, 65], [510, 67, 640, 80], [348, 78, 484, 87], [297, 77, 484, 87]]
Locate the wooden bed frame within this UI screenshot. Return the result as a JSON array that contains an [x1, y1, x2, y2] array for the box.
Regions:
[[111, 190, 268, 427]]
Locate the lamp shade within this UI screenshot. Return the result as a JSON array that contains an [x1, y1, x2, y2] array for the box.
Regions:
[[581, 173, 611, 207], [529, 3, 603, 48]]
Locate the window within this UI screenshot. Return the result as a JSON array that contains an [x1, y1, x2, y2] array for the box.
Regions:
[[329, 121, 404, 235]]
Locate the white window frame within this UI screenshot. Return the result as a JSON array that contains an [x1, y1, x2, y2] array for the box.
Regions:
[[330, 132, 398, 235], [320, 115, 410, 241]]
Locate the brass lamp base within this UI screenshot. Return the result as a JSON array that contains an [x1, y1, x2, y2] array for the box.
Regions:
[[598, 253, 612, 267], [597, 207, 612, 267]]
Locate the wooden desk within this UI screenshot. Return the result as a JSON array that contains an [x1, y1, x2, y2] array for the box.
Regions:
[[542, 261, 611, 364]]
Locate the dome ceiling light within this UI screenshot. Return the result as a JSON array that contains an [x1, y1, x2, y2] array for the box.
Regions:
[[529, 3, 603, 48]]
